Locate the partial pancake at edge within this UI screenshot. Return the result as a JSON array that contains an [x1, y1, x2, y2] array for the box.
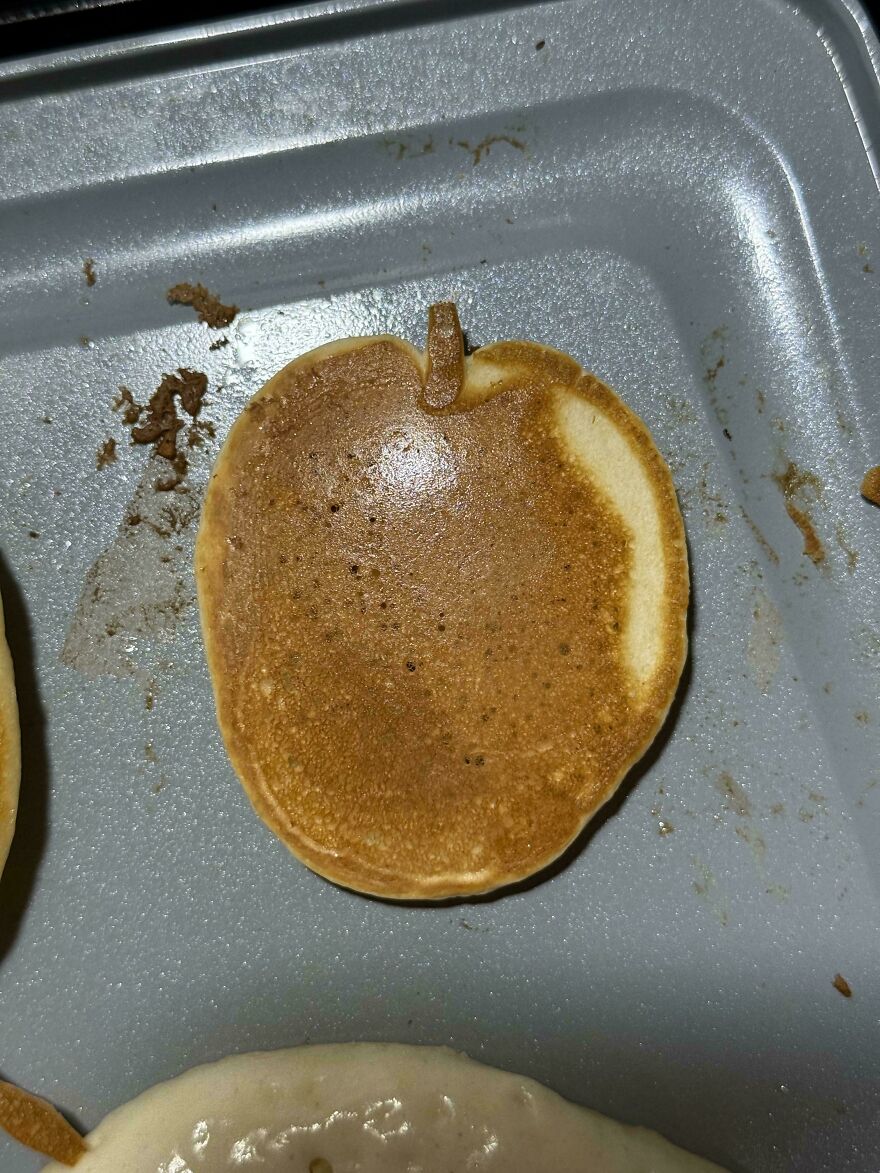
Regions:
[[43, 1044, 727, 1172], [0, 589, 20, 880]]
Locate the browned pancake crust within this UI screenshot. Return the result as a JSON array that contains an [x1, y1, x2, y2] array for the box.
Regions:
[[0, 591, 20, 878], [196, 329, 688, 898], [0, 1081, 86, 1166], [861, 465, 880, 506]]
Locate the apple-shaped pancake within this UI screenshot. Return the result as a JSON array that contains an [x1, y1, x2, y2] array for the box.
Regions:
[[0, 589, 20, 881], [35, 1044, 725, 1171], [196, 305, 688, 898]]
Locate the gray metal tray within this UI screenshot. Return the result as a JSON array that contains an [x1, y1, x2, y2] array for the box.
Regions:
[[1, 1, 879, 1169]]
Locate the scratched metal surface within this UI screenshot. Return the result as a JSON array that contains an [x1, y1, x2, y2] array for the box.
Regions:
[[0, 1, 879, 1169]]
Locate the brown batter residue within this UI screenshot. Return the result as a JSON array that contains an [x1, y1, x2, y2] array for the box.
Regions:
[[0, 1080, 86, 1166], [832, 973, 853, 998], [82, 258, 96, 287], [113, 386, 142, 426], [773, 460, 825, 565], [861, 466, 880, 506], [197, 312, 688, 898], [129, 368, 208, 487], [784, 501, 824, 565], [167, 282, 238, 328], [457, 134, 527, 165], [96, 438, 117, 469]]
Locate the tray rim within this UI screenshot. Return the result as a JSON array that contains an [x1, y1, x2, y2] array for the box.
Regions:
[[0, 0, 877, 94], [0, 0, 877, 194]]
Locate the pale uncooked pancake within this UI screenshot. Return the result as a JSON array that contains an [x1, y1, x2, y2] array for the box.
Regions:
[[43, 1044, 725, 1172], [0, 589, 20, 879], [196, 304, 688, 898]]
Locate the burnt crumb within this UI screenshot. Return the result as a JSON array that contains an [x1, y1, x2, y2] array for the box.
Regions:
[[406, 661, 417, 672], [704, 355, 725, 383], [861, 466, 880, 506], [535, 39, 546, 49], [740, 505, 779, 565], [132, 399, 182, 459], [723, 427, 732, 441], [96, 438, 117, 469], [458, 918, 490, 933], [457, 134, 527, 166], [786, 501, 824, 565], [174, 370, 209, 417], [83, 258, 96, 286], [113, 386, 143, 426], [716, 771, 752, 817], [42, 416, 52, 424], [129, 369, 209, 486], [28, 531, 39, 539], [383, 136, 434, 161], [187, 418, 216, 447], [832, 973, 853, 998], [772, 460, 825, 566], [209, 336, 229, 350], [167, 281, 238, 328]]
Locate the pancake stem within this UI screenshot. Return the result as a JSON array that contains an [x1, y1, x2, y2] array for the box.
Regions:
[[423, 302, 465, 410]]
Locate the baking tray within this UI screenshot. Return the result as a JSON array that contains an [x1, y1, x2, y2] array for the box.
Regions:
[[1, 1, 879, 1169]]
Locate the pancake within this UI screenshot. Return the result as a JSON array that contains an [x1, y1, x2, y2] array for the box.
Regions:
[[196, 304, 688, 898], [0, 588, 20, 880], [35, 1043, 726, 1172]]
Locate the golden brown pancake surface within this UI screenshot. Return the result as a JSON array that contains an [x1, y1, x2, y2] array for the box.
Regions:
[[196, 306, 688, 898]]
